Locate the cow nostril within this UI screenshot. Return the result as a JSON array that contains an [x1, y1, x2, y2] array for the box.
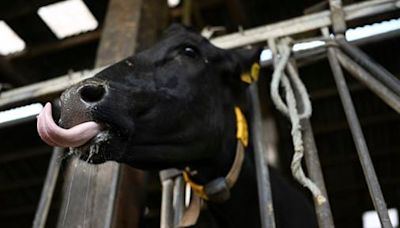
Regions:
[[79, 84, 106, 103]]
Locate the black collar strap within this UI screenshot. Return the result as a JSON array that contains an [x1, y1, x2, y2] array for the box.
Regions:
[[183, 107, 248, 202]]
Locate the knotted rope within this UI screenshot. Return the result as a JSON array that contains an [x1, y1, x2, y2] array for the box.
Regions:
[[270, 37, 326, 205]]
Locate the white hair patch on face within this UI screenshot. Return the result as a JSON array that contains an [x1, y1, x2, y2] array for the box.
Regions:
[[125, 59, 134, 67], [67, 130, 111, 162]]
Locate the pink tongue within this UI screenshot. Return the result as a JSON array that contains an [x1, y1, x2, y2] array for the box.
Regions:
[[37, 102, 102, 148]]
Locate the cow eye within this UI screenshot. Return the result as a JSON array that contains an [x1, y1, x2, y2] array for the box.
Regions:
[[180, 46, 199, 58]]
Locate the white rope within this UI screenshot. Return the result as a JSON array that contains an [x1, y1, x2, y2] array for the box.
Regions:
[[270, 39, 312, 119], [270, 38, 326, 204]]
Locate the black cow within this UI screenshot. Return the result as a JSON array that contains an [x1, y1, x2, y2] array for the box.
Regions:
[[37, 24, 317, 228]]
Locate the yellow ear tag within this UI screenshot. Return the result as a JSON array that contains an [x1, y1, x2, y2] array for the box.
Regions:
[[240, 72, 252, 84], [240, 63, 261, 84], [251, 63, 260, 81]]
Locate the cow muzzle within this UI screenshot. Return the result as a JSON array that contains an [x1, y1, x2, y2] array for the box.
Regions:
[[59, 80, 108, 128], [37, 79, 109, 149]]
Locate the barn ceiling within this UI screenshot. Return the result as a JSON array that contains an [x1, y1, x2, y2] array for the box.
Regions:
[[0, 0, 368, 87]]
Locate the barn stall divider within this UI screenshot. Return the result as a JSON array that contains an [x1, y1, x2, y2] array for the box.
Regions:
[[0, 0, 399, 227]]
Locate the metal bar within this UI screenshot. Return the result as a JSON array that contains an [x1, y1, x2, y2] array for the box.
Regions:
[[32, 147, 63, 228], [335, 49, 400, 113], [160, 169, 182, 228], [324, 30, 393, 228], [287, 61, 335, 228], [211, 0, 400, 49], [249, 82, 276, 228], [337, 38, 400, 97], [0, 115, 38, 129], [160, 179, 174, 228], [328, 0, 346, 34], [302, 120, 335, 228], [173, 176, 185, 227]]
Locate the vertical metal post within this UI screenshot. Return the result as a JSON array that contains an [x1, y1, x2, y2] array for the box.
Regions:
[[327, 0, 393, 224], [323, 28, 393, 228], [328, 0, 346, 35], [160, 178, 175, 228], [301, 120, 335, 228], [287, 61, 335, 228], [160, 169, 183, 228], [249, 82, 276, 228], [173, 177, 185, 227], [33, 147, 63, 228]]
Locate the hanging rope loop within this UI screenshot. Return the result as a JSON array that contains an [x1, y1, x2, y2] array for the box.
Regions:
[[270, 37, 312, 119]]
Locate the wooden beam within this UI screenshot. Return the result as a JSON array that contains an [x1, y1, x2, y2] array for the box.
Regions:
[[6, 30, 102, 60], [0, 57, 28, 86], [95, 0, 168, 66], [0, 68, 103, 111], [56, 1, 168, 228]]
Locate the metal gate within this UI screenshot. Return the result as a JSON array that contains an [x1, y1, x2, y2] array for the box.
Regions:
[[0, 0, 399, 227]]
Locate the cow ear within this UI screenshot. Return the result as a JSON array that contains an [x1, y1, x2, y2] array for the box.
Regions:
[[227, 47, 263, 85], [220, 47, 261, 104]]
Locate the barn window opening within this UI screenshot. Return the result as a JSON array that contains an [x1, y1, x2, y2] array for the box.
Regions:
[[37, 0, 98, 39], [362, 208, 398, 228], [0, 21, 26, 55], [260, 17, 400, 63], [0, 103, 43, 127], [167, 0, 181, 8], [346, 17, 400, 42]]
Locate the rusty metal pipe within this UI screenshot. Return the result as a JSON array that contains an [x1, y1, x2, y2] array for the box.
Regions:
[[337, 38, 400, 97], [335, 49, 400, 113], [325, 38, 393, 228], [249, 82, 276, 228], [287, 61, 335, 228]]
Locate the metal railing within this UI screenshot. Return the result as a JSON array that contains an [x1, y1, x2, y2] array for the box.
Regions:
[[0, 0, 393, 227], [158, 1, 399, 228]]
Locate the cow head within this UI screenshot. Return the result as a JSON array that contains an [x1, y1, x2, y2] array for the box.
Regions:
[[38, 24, 261, 171]]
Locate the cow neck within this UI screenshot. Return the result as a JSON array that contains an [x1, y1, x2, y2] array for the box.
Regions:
[[183, 106, 248, 202]]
